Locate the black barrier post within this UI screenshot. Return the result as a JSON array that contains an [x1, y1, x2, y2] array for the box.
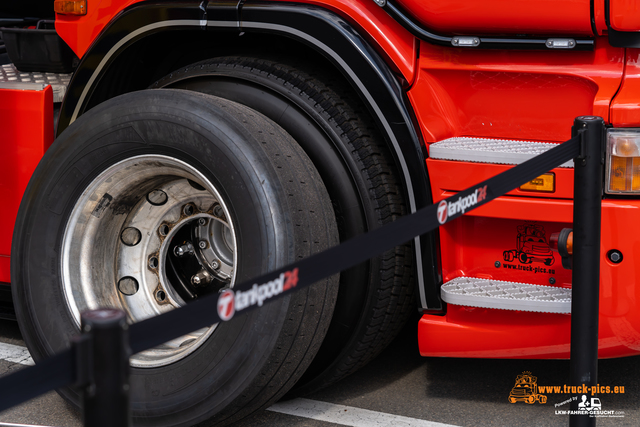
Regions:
[[569, 116, 604, 427], [81, 309, 131, 427]]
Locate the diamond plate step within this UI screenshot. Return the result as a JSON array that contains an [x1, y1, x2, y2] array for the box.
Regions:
[[430, 137, 574, 168], [441, 277, 571, 313], [0, 63, 71, 103]]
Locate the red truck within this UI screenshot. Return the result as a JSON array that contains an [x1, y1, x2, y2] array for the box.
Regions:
[[1, 0, 639, 425]]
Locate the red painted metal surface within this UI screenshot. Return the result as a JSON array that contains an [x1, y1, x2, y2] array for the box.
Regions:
[[611, 49, 640, 126], [610, 0, 640, 32], [409, 38, 624, 144], [0, 86, 54, 283], [427, 159, 575, 200], [593, 0, 608, 35], [419, 198, 640, 359], [395, 0, 593, 36], [55, 0, 142, 58]]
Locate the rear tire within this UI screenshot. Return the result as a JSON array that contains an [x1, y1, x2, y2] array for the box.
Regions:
[[12, 89, 338, 426], [153, 56, 415, 394]]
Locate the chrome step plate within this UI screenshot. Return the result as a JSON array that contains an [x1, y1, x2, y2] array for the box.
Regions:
[[441, 277, 571, 313], [430, 137, 573, 168], [0, 63, 71, 103]]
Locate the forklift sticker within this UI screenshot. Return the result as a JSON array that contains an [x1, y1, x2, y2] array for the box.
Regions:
[[508, 371, 547, 404], [503, 222, 555, 270]]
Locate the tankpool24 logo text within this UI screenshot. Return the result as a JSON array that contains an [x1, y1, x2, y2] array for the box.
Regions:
[[217, 268, 299, 321], [437, 185, 487, 224]]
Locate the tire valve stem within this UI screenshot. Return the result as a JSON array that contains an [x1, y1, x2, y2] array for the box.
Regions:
[[174, 242, 195, 257], [192, 270, 213, 287]]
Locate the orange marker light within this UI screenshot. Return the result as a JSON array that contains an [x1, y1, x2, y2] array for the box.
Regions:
[[519, 172, 555, 193], [54, 0, 87, 15]]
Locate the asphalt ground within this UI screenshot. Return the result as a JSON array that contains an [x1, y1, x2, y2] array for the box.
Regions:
[[0, 315, 638, 427]]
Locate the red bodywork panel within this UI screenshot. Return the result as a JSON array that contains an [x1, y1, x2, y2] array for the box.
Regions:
[[409, 38, 624, 143], [55, 0, 142, 60], [611, 49, 640, 126], [396, 0, 593, 36], [610, 0, 640, 32], [0, 86, 54, 283], [13, 0, 640, 360], [419, 198, 640, 359]]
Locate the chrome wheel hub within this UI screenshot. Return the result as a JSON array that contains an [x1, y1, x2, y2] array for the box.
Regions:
[[61, 155, 237, 367]]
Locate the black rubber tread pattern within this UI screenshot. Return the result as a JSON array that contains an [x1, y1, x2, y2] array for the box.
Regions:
[[200, 95, 340, 425], [11, 89, 338, 427], [155, 57, 415, 393]]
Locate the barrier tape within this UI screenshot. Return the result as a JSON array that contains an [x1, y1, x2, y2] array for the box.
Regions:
[[0, 134, 581, 412]]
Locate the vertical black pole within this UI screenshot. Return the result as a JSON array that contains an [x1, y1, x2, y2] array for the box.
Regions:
[[569, 116, 604, 427], [81, 309, 131, 427]]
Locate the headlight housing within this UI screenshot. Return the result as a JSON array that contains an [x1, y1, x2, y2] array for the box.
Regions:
[[606, 129, 640, 194]]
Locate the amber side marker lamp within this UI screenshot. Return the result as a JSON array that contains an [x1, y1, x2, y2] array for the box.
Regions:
[[519, 172, 555, 193], [606, 129, 640, 193], [54, 0, 87, 15]]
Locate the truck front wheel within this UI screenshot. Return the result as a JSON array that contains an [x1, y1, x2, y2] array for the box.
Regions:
[[11, 90, 339, 426]]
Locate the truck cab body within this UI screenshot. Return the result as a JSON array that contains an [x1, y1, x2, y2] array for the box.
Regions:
[[2, 0, 640, 425]]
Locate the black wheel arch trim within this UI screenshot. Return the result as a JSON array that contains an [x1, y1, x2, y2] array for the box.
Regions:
[[57, 0, 443, 311]]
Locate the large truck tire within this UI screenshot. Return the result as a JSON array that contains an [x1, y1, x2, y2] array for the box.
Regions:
[[11, 89, 339, 426], [153, 57, 415, 393]]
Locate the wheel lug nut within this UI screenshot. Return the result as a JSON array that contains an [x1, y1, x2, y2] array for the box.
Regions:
[[147, 189, 168, 206], [192, 270, 212, 286], [183, 204, 194, 216], [174, 242, 194, 257], [118, 277, 139, 296], [148, 256, 159, 269], [121, 227, 141, 246], [213, 205, 223, 217], [199, 240, 208, 249]]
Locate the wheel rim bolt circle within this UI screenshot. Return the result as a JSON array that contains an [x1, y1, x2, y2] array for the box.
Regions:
[[147, 189, 168, 206], [183, 204, 195, 216], [159, 224, 170, 236], [121, 227, 142, 246], [118, 277, 139, 296], [148, 256, 159, 269]]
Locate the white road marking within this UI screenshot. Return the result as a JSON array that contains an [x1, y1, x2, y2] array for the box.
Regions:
[[268, 398, 460, 427], [0, 342, 34, 366]]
